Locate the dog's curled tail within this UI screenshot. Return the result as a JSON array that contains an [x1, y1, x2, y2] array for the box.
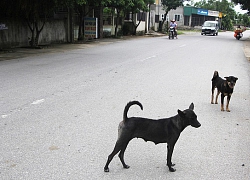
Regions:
[[212, 71, 219, 81], [123, 101, 143, 122]]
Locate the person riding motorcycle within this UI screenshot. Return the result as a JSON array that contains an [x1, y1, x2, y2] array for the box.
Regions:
[[234, 25, 243, 38], [169, 19, 177, 38]]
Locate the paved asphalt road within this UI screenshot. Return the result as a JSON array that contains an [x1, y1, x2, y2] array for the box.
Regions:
[[0, 31, 250, 179]]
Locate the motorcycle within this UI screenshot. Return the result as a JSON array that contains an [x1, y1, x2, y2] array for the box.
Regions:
[[234, 29, 243, 40], [169, 27, 176, 39]]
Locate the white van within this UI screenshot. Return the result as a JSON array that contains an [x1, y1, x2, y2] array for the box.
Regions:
[[201, 21, 219, 36]]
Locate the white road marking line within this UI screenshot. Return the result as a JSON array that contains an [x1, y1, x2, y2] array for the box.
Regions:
[[1, 99, 45, 119], [141, 55, 156, 62], [1, 114, 10, 119], [31, 99, 45, 105], [179, 44, 186, 47]]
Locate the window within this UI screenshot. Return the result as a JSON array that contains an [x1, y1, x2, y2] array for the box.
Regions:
[[137, 12, 146, 21], [155, 15, 159, 23], [175, 15, 181, 21]]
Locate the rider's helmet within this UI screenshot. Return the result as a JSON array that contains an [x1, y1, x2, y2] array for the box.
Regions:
[[171, 19, 175, 22]]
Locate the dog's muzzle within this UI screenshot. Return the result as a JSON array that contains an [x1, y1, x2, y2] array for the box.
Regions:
[[191, 120, 201, 128], [228, 82, 235, 89]]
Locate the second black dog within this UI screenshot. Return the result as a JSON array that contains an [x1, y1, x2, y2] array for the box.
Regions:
[[104, 101, 201, 172], [211, 71, 238, 112]]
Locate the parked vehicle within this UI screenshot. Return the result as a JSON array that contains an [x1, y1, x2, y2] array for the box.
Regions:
[[201, 21, 219, 36]]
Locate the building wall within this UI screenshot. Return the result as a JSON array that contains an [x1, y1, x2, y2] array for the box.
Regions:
[[147, 5, 185, 31], [136, 22, 146, 32], [0, 19, 67, 49], [168, 7, 184, 27]]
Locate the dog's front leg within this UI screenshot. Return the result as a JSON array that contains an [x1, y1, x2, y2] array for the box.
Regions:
[[226, 95, 231, 112], [211, 88, 215, 104], [167, 145, 176, 172], [220, 94, 225, 111]]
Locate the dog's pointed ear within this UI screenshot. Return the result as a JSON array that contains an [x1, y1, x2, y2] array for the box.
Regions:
[[189, 103, 194, 110], [178, 109, 186, 118], [235, 77, 238, 81], [224, 77, 229, 80]]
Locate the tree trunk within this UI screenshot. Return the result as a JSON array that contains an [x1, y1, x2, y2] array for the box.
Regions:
[[34, 34, 39, 47], [96, 5, 103, 39], [115, 9, 120, 37], [159, 13, 167, 32], [132, 13, 142, 35], [34, 21, 45, 47], [78, 14, 84, 40], [27, 21, 36, 47], [78, 6, 84, 41]]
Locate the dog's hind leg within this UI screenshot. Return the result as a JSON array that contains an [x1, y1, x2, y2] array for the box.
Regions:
[[215, 89, 220, 104], [104, 142, 122, 172], [118, 140, 130, 169], [167, 145, 176, 172], [104, 136, 132, 172]]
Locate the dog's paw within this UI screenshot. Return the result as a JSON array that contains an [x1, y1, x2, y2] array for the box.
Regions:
[[167, 163, 176, 172], [169, 167, 176, 172], [123, 165, 130, 169], [104, 168, 109, 172], [226, 109, 230, 112]]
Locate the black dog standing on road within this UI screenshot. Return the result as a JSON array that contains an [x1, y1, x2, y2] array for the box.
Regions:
[[211, 71, 238, 112], [104, 101, 201, 173]]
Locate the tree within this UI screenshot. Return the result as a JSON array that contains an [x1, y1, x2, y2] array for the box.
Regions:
[[107, 0, 128, 37], [160, 0, 186, 31], [124, 0, 154, 35], [231, 0, 250, 11], [221, 15, 233, 30], [55, 0, 88, 41], [24, 0, 56, 47], [106, 0, 154, 36], [236, 13, 250, 26], [242, 14, 250, 26]]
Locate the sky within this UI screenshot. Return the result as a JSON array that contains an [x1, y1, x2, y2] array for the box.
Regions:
[[234, 4, 248, 14]]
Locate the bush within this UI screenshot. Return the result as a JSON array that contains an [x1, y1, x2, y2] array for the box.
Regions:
[[136, 31, 144, 36], [103, 30, 112, 38]]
